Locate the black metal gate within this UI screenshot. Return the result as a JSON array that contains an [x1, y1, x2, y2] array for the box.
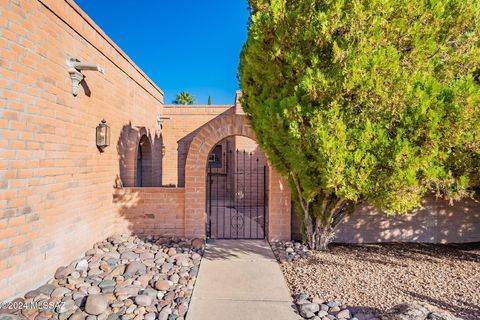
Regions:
[[207, 149, 267, 239]]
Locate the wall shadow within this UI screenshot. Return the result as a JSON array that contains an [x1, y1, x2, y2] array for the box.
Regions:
[[114, 123, 178, 237], [116, 122, 163, 187], [292, 195, 480, 244]]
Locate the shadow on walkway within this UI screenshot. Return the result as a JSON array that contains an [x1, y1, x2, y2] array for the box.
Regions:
[[187, 240, 300, 320], [204, 239, 276, 261]]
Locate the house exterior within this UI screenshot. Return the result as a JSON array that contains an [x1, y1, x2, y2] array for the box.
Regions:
[[0, 0, 478, 301]]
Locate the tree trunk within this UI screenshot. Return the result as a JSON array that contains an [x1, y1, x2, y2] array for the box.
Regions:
[[298, 193, 352, 251], [316, 226, 336, 251], [290, 173, 353, 251]]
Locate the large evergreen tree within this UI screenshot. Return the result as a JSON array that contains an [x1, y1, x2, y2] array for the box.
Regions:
[[239, 0, 480, 250]]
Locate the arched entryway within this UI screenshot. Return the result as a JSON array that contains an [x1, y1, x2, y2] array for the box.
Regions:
[[184, 114, 291, 241], [206, 136, 268, 239], [136, 135, 152, 187]]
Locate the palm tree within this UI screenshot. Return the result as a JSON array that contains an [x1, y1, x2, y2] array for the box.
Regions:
[[173, 92, 196, 105]]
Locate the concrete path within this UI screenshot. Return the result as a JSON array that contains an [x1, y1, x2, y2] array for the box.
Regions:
[[186, 240, 300, 320]]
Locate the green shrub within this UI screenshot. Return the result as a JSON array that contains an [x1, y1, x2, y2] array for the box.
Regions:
[[239, 0, 480, 249]]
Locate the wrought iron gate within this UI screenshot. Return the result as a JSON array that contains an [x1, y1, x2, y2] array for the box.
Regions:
[[207, 149, 267, 239]]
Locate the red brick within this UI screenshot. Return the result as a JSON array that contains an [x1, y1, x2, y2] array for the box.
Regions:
[[0, 228, 17, 239]]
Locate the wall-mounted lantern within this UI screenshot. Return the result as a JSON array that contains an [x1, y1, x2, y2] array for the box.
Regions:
[[96, 119, 110, 152], [161, 144, 167, 156]]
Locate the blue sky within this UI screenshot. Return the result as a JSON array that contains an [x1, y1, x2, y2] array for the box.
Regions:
[[75, 1, 250, 105]]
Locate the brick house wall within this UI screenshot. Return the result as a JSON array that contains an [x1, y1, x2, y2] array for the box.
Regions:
[[0, 0, 165, 299]]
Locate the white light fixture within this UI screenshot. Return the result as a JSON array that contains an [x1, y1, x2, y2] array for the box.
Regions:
[[156, 113, 171, 130], [67, 58, 105, 96]]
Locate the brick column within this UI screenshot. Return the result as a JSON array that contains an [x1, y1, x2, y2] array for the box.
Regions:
[[268, 167, 292, 241]]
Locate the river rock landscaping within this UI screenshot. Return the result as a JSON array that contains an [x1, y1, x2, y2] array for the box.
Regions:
[[272, 241, 479, 320], [0, 234, 204, 320], [294, 293, 380, 320]]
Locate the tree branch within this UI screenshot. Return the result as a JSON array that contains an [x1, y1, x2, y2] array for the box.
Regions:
[[290, 172, 308, 214]]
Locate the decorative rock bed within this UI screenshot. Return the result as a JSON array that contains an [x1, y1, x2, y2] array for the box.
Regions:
[[294, 296, 462, 320], [271, 241, 469, 320], [383, 302, 464, 320], [271, 241, 312, 263], [0, 234, 205, 320], [294, 293, 380, 320]]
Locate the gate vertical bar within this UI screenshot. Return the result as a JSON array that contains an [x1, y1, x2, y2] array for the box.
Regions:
[[249, 152, 252, 238], [263, 165, 267, 238], [256, 157, 259, 239], [213, 159, 220, 238], [208, 165, 212, 238], [234, 149, 238, 239], [243, 150, 246, 238], [224, 162, 227, 239]]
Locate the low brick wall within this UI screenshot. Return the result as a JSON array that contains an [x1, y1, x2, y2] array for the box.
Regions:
[[292, 196, 480, 243], [114, 188, 185, 237], [336, 196, 480, 243]]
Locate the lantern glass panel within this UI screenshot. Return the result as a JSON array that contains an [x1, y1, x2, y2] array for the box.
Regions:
[[105, 125, 110, 146], [96, 120, 110, 151]]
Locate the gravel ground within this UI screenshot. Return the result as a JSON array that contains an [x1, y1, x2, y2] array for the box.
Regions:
[[279, 243, 480, 320]]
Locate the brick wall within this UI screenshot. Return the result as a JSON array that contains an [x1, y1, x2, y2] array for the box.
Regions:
[[268, 167, 291, 241], [0, 0, 164, 299], [162, 105, 232, 186], [335, 196, 480, 243], [114, 187, 185, 237], [291, 196, 480, 243]]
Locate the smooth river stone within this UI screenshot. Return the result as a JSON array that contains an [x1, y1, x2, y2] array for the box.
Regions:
[[85, 294, 109, 315], [154, 280, 170, 291]]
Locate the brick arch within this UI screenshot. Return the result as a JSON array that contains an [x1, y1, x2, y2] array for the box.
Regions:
[[136, 134, 153, 187], [118, 125, 151, 187], [184, 114, 291, 240]]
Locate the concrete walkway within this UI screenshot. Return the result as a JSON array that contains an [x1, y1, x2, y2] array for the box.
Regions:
[[186, 240, 300, 320]]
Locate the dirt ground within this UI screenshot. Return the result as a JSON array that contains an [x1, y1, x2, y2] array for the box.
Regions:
[[280, 243, 480, 320]]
